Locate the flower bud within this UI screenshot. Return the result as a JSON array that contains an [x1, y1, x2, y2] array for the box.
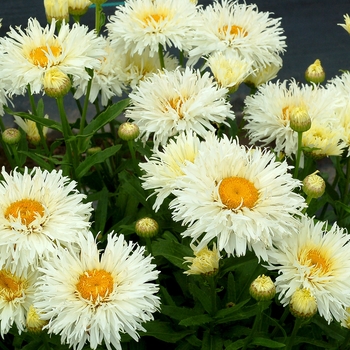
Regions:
[[135, 217, 159, 238], [184, 244, 221, 276], [289, 106, 311, 133], [44, 0, 69, 23], [249, 274, 276, 301], [303, 171, 325, 199], [68, 0, 92, 16], [2, 128, 21, 145], [26, 305, 47, 333], [305, 59, 325, 84], [289, 288, 317, 320], [87, 146, 102, 155], [118, 122, 140, 141], [43, 67, 72, 98]]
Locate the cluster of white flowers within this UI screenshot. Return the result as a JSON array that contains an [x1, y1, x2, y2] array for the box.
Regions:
[[0, 167, 160, 350]]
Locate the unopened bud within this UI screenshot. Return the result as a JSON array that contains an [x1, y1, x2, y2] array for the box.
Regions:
[[68, 0, 91, 16], [118, 122, 140, 141], [289, 288, 317, 320], [44, 67, 72, 98], [249, 274, 276, 301], [289, 106, 311, 133], [184, 244, 221, 276], [44, 0, 69, 23], [87, 146, 102, 155], [26, 305, 47, 333], [135, 217, 159, 238], [303, 171, 325, 199], [305, 59, 325, 84], [2, 128, 21, 145]]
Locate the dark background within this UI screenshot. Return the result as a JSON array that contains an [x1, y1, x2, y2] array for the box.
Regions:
[[1, 0, 350, 124]]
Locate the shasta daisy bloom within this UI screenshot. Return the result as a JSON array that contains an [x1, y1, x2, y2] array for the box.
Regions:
[[114, 48, 179, 90], [206, 51, 254, 93], [34, 231, 160, 350], [243, 79, 342, 157], [106, 0, 200, 57], [266, 216, 350, 324], [170, 134, 306, 260], [126, 67, 234, 148], [0, 17, 106, 96], [0, 266, 38, 337], [140, 131, 201, 211], [0, 167, 92, 273], [338, 14, 350, 34], [187, 0, 286, 68], [74, 38, 124, 106]]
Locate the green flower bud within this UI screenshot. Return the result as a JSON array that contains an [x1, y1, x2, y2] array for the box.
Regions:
[[135, 217, 159, 238], [305, 59, 325, 84], [2, 128, 21, 145], [289, 288, 317, 320], [303, 171, 325, 199], [289, 106, 311, 133], [118, 122, 140, 141], [87, 146, 102, 155], [249, 274, 276, 301]]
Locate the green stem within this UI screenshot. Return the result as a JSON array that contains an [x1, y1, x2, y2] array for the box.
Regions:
[[27, 85, 37, 116], [79, 72, 93, 136], [285, 317, 303, 350], [158, 43, 165, 69], [127, 140, 141, 176], [270, 307, 290, 338], [343, 157, 350, 204], [56, 96, 78, 178], [293, 132, 303, 179], [242, 302, 264, 350], [207, 275, 217, 317], [95, 3, 103, 35], [340, 329, 350, 350], [302, 195, 313, 214]]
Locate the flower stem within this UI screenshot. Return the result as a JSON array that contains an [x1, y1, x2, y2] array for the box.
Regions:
[[158, 43, 165, 69], [293, 131, 303, 179], [242, 302, 264, 350], [285, 317, 303, 350]]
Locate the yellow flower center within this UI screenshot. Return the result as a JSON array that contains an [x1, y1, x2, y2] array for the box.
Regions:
[[0, 270, 27, 302], [220, 24, 248, 37], [219, 177, 259, 210], [167, 95, 187, 119], [76, 269, 114, 303], [306, 248, 330, 273], [282, 106, 291, 122], [5, 199, 45, 226], [29, 45, 62, 68], [147, 13, 164, 23]]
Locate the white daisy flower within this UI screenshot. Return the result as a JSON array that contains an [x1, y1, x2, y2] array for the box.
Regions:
[[170, 134, 306, 260], [0, 266, 38, 337], [34, 231, 160, 350], [74, 37, 124, 106], [140, 131, 201, 211], [106, 0, 200, 57], [0, 17, 106, 96], [0, 167, 92, 273], [126, 67, 234, 148], [115, 48, 179, 90], [188, 0, 286, 68], [243, 79, 343, 157], [266, 216, 350, 324], [206, 51, 254, 92]]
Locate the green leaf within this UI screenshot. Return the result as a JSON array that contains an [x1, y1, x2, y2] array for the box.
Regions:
[[92, 186, 109, 234], [201, 330, 224, 350], [251, 337, 285, 348], [139, 320, 194, 343], [178, 314, 213, 327], [75, 144, 121, 179], [18, 150, 54, 171], [152, 238, 192, 269], [188, 281, 212, 315], [214, 302, 264, 324], [5, 107, 63, 132], [82, 99, 130, 136]]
